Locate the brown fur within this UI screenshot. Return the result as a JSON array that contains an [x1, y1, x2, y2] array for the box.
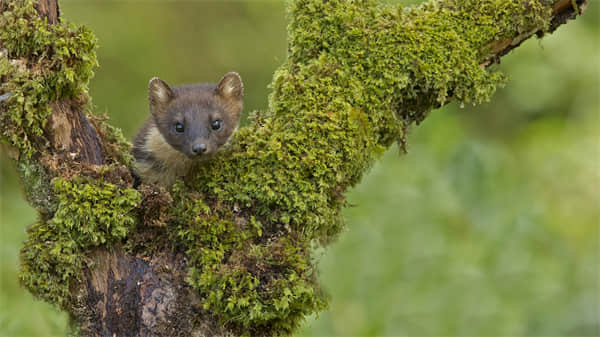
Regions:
[[133, 72, 243, 186]]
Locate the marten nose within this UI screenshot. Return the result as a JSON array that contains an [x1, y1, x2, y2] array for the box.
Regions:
[[192, 143, 207, 155]]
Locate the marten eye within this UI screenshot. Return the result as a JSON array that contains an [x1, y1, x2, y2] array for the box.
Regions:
[[174, 122, 185, 134], [211, 120, 222, 131]]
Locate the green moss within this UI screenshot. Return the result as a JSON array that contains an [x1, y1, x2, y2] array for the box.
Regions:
[[96, 119, 135, 166], [0, 0, 98, 158], [19, 177, 140, 308], [203, 238, 327, 334], [170, 184, 327, 334], [19, 220, 83, 309], [51, 178, 140, 245], [181, 0, 554, 333]]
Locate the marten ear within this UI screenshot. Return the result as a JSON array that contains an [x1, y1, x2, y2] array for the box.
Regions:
[[215, 72, 243, 102], [215, 72, 243, 124], [148, 77, 174, 112]]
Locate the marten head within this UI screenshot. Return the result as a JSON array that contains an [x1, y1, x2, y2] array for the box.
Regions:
[[148, 72, 243, 160]]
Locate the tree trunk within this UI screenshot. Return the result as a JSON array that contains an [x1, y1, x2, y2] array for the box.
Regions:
[[0, 0, 588, 335]]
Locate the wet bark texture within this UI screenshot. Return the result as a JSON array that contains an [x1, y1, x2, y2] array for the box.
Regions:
[[73, 248, 223, 337], [6, 0, 588, 336]]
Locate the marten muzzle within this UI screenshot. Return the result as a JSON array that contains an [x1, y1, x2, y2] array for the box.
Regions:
[[192, 143, 207, 155]]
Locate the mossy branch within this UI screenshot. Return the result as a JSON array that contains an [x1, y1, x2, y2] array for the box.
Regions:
[[0, 0, 588, 335]]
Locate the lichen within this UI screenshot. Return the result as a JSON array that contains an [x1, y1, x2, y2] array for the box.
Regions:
[[19, 177, 140, 308], [0, 0, 98, 158], [15, 156, 55, 213]]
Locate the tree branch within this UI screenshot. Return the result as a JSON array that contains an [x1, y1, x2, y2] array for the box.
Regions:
[[0, 0, 588, 335], [485, 0, 588, 64]]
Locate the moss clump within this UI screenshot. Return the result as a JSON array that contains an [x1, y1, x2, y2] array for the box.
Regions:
[[50, 178, 140, 245], [204, 238, 326, 335], [0, 0, 98, 158], [19, 177, 140, 308], [19, 220, 82, 309], [170, 184, 326, 334]]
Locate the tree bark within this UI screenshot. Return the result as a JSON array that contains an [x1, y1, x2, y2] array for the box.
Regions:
[[484, 0, 588, 64], [0, 0, 589, 336]]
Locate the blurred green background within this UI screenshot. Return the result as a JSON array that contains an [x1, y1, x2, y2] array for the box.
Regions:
[[1, 0, 598, 336]]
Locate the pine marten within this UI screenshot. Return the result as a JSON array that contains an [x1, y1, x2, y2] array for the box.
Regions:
[[132, 72, 243, 186]]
